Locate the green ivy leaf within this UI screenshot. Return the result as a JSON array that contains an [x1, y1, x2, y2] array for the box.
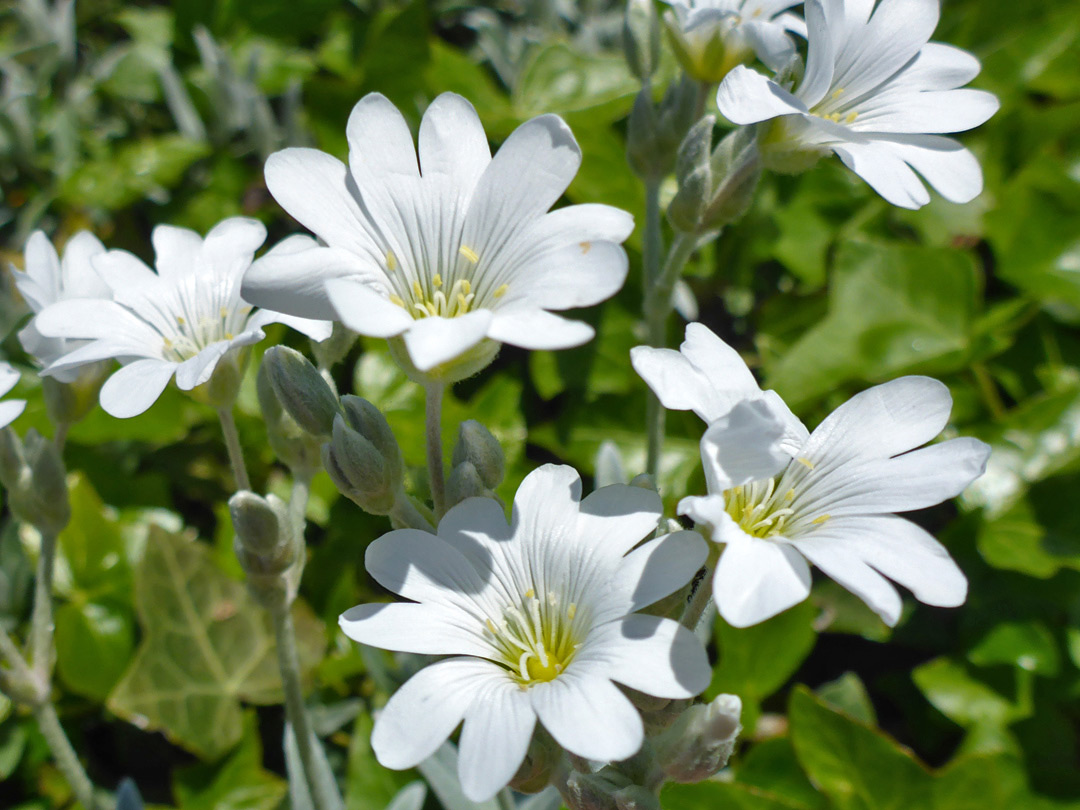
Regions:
[[54, 600, 135, 702], [107, 526, 324, 759]]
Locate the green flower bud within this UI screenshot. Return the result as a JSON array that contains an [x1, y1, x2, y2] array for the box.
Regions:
[[451, 420, 504, 490], [310, 322, 357, 370], [670, 121, 762, 234], [230, 491, 302, 609], [256, 362, 322, 473], [653, 694, 742, 783], [508, 729, 561, 794], [623, 0, 661, 81], [263, 346, 340, 437], [668, 116, 715, 232], [324, 412, 400, 515], [627, 79, 698, 181], [42, 365, 106, 426], [0, 428, 27, 491], [341, 396, 403, 484], [663, 9, 751, 84], [2, 431, 70, 534], [446, 461, 487, 508]]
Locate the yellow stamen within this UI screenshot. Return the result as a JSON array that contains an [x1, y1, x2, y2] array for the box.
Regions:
[[525, 588, 535, 599], [486, 619, 498, 634], [811, 514, 832, 525], [494, 284, 509, 299], [386, 251, 397, 271], [412, 281, 424, 299], [567, 604, 577, 620], [460, 279, 471, 295], [219, 306, 229, 319], [389, 294, 406, 307], [796, 457, 816, 470], [459, 245, 479, 263], [225, 332, 233, 340], [432, 273, 443, 288], [845, 111, 858, 123], [176, 316, 186, 326], [580, 241, 591, 254]]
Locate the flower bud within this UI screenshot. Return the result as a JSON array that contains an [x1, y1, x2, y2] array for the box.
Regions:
[[446, 461, 487, 508], [451, 420, 504, 490], [670, 121, 761, 234], [509, 730, 561, 794], [668, 116, 715, 233], [663, 8, 751, 84], [627, 79, 698, 181], [1, 430, 70, 534], [256, 362, 322, 473], [653, 694, 742, 783], [263, 346, 340, 437], [623, 0, 661, 81], [230, 491, 302, 609], [323, 411, 402, 515], [42, 366, 106, 426], [341, 396, 403, 484]]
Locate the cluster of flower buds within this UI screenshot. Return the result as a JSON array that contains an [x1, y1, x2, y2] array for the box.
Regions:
[[325, 396, 405, 516], [446, 420, 505, 507], [0, 428, 69, 535], [668, 117, 761, 235], [230, 491, 303, 611]]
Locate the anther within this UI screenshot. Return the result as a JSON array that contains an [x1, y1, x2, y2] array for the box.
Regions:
[[459, 245, 479, 263]]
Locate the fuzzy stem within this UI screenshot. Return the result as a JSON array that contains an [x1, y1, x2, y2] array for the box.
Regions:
[[35, 702, 99, 810], [0, 627, 35, 697], [680, 542, 721, 632], [644, 233, 700, 479], [389, 494, 435, 532], [272, 606, 335, 810], [424, 383, 446, 519], [30, 530, 58, 682], [217, 407, 251, 492], [53, 422, 69, 454]]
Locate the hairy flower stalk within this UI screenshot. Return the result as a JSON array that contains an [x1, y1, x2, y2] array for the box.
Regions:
[[340, 465, 711, 801]]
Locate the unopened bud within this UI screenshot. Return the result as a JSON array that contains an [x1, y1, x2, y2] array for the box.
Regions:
[[509, 730, 561, 794], [263, 346, 340, 436], [668, 116, 715, 233], [702, 126, 761, 228], [663, 8, 750, 84], [629, 473, 657, 492], [4, 431, 70, 534], [623, 0, 661, 81], [324, 412, 401, 515], [451, 420, 504, 490], [446, 461, 487, 508], [257, 363, 322, 473], [42, 367, 105, 426], [627, 79, 697, 181], [654, 694, 742, 783], [341, 396, 403, 484], [230, 491, 302, 609]]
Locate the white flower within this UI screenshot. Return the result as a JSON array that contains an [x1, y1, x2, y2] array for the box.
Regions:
[[0, 363, 26, 429], [242, 92, 633, 382], [633, 324, 990, 628], [13, 231, 112, 384], [34, 218, 331, 418], [663, 1, 806, 81], [339, 465, 710, 802], [716, 0, 1000, 208]]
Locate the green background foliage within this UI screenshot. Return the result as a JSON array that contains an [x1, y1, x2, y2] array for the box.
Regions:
[[0, 0, 1078, 807]]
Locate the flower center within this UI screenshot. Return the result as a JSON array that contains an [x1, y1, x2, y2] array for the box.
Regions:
[[483, 588, 583, 688], [724, 458, 832, 540], [383, 247, 509, 320], [161, 306, 242, 362]]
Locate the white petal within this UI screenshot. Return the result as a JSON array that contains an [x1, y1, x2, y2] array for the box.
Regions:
[[462, 115, 581, 264], [34, 298, 155, 344], [457, 678, 535, 802], [244, 234, 386, 321], [833, 140, 931, 209], [714, 533, 812, 627], [0, 399, 26, 429], [346, 92, 421, 188], [503, 240, 629, 311], [677, 493, 729, 537], [418, 92, 491, 194], [794, 436, 990, 517], [577, 483, 662, 560], [364, 529, 488, 607], [98, 359, 177, 418], [717, 66, 808, 125], [487, 308, 594, 350], [851, 89, 999, 134], [371, 657, 495, 770], [0, 363, 20, 397], [18, 231, 61, 309], [796, 0, 836, 107], [530, 672, 643, 762], [264, 148, 382, 258], [402, 310, 494, 372], [325, 278, 413, 338], [809, 515, 966, 608], [43, 340, 141, 376], [699, 398, 793, 492], [590, 615, 710, 698], [338, 602, 490, 657], [800, 376, 953, 467], [151, 225, 203, 282], [512, 464, 584, 552], [202, 217, 268, 278], [741, 19, 798, 72], [247, 310, 333, 342], [611, 531, 707, 614], [174, 343, 231, 390], [883, 135, 984, 203], [898, 42, 982, 90], [58, 231, 110, 299], [436, 496, 518, 589], [795, 535, 903, 625], [91, 249, 159, 290]]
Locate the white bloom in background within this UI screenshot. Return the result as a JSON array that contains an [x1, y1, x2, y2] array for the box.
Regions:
[[0, 363, 26, 429], [34, 218, 331, 418], [663, 1, 806, 82], [633, 324, 990, 628], [340, 465, 710, 801], [716, 0, 1000, 208], [12, 231, 112, 384], [242, 92, 633, 382]]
